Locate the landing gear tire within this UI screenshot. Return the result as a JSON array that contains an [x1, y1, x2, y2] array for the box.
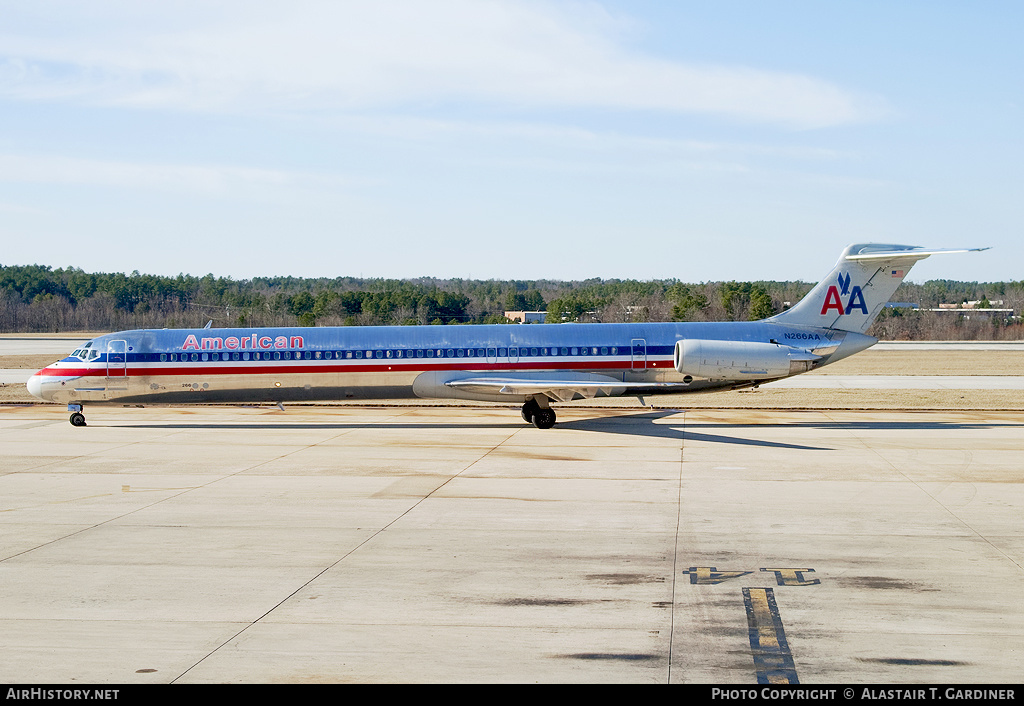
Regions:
[[532, 408, 556, 429], [69, 412, 86, 427], [521, 400, 540, 424]]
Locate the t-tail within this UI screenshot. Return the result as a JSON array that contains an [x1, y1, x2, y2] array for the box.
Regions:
[[767, 243, 989, 334]]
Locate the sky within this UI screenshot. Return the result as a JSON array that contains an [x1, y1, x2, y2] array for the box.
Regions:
[[0, 0, 1020, 284]]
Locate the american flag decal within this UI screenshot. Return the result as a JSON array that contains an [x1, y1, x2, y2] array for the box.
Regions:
[[891, 269, 904, 277]]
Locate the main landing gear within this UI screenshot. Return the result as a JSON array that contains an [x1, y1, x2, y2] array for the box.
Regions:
[[68, 404, 86, 427], [521, 398, 556, 429]]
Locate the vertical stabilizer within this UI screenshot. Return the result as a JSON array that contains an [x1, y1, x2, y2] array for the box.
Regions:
[[768, 244, 987, 334]]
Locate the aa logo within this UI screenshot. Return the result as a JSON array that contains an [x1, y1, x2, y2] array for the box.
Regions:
[[837, 271, 851, 295], [820, 272, 868, 316]]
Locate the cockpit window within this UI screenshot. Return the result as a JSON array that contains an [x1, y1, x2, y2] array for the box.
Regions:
[[69, 341, 96, 360]]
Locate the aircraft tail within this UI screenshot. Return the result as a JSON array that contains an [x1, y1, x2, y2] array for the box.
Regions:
[[767, 243, 988, 334]]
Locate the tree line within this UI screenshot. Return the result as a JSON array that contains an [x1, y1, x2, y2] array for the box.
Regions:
[[2, 263, 1022, 340]]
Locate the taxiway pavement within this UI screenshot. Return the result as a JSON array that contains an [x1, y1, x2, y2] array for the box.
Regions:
[[0, 404, 1021, 683]]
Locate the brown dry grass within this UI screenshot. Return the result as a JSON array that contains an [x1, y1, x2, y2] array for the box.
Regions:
[[1, 354, 62, 370]]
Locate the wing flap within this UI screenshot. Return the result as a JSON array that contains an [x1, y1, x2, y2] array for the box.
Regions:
[[445, 376, 684, 402]]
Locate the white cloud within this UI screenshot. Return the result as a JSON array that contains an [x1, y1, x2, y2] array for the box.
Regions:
[[0, 153, 296, 194], [0, 0, 883, 128]]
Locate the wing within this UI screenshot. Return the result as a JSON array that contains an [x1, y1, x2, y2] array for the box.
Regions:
[[444, 373, 688, 402]]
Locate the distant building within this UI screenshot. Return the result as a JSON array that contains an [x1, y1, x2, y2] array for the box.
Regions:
[[888, 301, 1015, 320], [505, 310, 547, 324], [928, 303, 1014, 319]]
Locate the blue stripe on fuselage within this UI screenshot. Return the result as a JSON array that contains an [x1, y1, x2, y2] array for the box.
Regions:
[[97, 321, 817, 354], [79, 320, 841, 372]]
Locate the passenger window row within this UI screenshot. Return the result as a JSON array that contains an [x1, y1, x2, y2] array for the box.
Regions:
[[155, 346, 623, 363]]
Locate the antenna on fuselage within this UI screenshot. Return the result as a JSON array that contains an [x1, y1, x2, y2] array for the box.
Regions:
[[204, 320, 213, 329]]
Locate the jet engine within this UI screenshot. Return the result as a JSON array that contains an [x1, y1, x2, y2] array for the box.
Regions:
[[674, 339, 820, 380]]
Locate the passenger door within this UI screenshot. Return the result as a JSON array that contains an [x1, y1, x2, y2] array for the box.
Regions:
[[106, 340, 129, 390], [631, 338, 647, 371]]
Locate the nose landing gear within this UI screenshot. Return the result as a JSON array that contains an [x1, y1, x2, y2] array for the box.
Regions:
[[68, 404, 86, 427]]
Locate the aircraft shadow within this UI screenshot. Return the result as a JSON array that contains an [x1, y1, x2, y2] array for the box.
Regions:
[[555, 411, 832, 450], [107, 407, 1021, 451], [121, 422, 527, 431], [118, 409, 834, 451], [677, 420, 1024, 432]]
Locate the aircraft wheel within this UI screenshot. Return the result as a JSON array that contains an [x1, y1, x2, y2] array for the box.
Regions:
[[521, 400, 540, 423], [532, 408, 556, 429], [69, 412, 87, 427]]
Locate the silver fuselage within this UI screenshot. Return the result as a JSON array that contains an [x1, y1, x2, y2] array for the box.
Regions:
[[28, 321, 875, 406]]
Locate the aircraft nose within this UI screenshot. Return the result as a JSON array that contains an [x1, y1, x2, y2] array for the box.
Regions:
[[27, 372, 45, 400]]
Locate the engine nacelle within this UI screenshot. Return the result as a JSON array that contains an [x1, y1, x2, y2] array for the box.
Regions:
[[674, 339, 819, 380]]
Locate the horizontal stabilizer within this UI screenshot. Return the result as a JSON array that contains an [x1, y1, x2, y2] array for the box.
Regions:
[[845, 246, 990, 262]]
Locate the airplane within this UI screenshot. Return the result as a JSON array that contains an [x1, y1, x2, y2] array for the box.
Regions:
[[28, 243, 985, 428]]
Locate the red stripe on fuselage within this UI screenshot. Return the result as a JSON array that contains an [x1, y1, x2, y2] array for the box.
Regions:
[[35, 358, 672, 378]]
